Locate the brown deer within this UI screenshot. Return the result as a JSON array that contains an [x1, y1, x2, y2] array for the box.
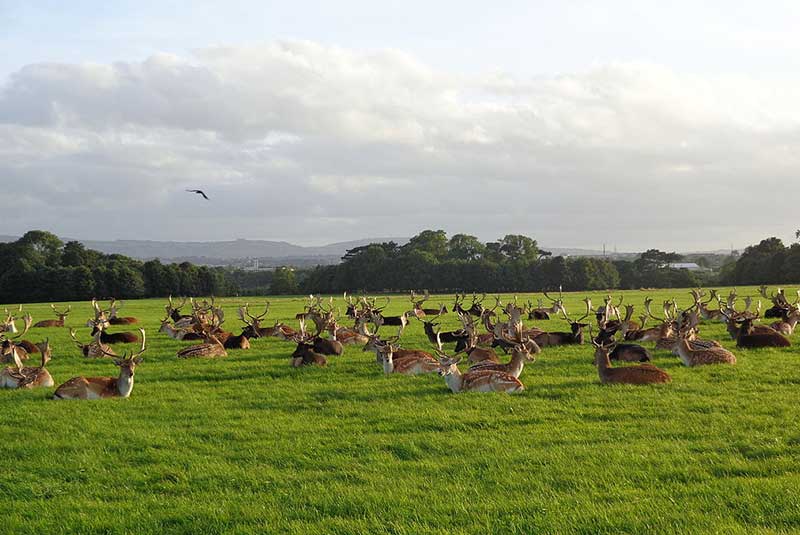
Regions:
[[770, 305, 800, 335], [107, 298, 139, 325], [625, 298, 675, 342], [165, 295, 193, 324], [70, 328, 117, 358], [455, 313, 502, 364], [759, 286, 798, 319], [290, 318, 328, 367], [374, 340, 440, 375], [1, 314, 33, 363], [32, 304, 71, 328], [533, 298, 591, 347], [669, 327, 736, 367], [238, 303, 272, 338], [53, 329, 146, 399], [433, 351, 525, 393], [408, 290, 447, 319], [722, 302, 791, 348], [176, 313, 228, 358], [453, 293, 486, 317], [363, 332, 438, 365], [0, 338, 55, 389], [591, 338, 671, 385], [528, 288, 565, 320], [468, 321, 538, 377], [691, 289, 724, 321]]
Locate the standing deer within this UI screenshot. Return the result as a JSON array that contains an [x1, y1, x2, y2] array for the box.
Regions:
[[32, 305, 71, 328], [53, 329, 146, 399]]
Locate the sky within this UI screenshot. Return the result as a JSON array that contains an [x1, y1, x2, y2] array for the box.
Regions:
[[2, 1, 800, 251]]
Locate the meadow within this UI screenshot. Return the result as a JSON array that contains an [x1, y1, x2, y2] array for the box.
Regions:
[[2, 287, 799, 534]]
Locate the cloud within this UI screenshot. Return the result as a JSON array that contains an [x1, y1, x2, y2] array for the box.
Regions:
[[2, 40, 800, 249]]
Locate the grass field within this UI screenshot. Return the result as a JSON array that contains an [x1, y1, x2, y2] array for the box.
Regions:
[[2, 287, 800, 534]]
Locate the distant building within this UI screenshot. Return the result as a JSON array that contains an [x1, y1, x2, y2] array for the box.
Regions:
[[667, 262, 710, 272]]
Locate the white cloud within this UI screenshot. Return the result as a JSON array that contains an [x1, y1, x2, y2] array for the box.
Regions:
[[1, 40, 800, 249]]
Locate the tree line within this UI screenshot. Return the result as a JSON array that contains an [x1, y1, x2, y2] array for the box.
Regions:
[[2, 229, 794, 303]]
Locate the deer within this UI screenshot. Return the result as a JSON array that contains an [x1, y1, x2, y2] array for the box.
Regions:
[[721, 302, 791, 348], [595, 295, 624, 330], [176, 313, 228, 358], [53, 329, 146, 400], [408, 290, 448, 319], [591, 337, 671, 385], [770, 305, 800, 335], [0, 338, 55, 389], [625, 298, 675, 343], [365, 297, 409, 332], [165, 295, 193, 325], [159, 318, 205, 341], [70, 328, 117, 358], [238, 303, 273, 338], [452, 314, 501, 364], [32, 304, 71, 328], [326, 315, 370, 346], [422, 319, 467, 347], [533, 298, 591, 347], [373, 339, 440, 375], [592, 325, 652, 362], [90, 318, 139, 344], [107, 298, 139, 325], [363, 330, 438, 366], [528, 288, 565, 320], [691, 289, 724, 321], [210, 308, 250, 350], [1, 314, 33, 363], [468, 321, 538, 378], [290, 318, 328, 367], [453, 293, 486, 317], [759, 286, 797, 319], [0, 307, 20, 334], [668, 325, 736, 367], [433, 339, 525, 393]]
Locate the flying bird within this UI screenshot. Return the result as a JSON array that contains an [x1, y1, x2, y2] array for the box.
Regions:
[[186, 189, 209, 200]]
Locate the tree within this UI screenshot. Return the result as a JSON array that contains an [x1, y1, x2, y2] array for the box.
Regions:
[[495, 234, 540, 262], [448, 234, 485, 261], [270, 267, 298, 295], [403, 230, 448, 259]]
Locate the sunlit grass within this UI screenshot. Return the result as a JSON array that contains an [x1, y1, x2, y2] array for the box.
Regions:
[[2, 287, 799, 534]]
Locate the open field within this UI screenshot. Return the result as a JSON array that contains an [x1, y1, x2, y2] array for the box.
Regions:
[[2, 287, 800, 534]]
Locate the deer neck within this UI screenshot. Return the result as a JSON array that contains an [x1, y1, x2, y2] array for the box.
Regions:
[[507, 350, 526, 376], [116, 368, 134, 398], [382, 353, 394, 374], [444, 367, 464, 393]]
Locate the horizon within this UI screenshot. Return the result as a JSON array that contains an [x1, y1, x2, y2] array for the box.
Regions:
[[3, 2, 800, 250]]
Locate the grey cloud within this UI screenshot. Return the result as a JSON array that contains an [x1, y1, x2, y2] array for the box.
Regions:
[[1, 42, 799, 249]]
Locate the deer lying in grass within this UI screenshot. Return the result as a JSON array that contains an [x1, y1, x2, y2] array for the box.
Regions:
[[455, 313, 501, 364], [238, 303, 273, 338], [759, 285, 799, 319], [409, 290, 447, 319], [70, 328, 117, 358], [528, 289, 565, 320], [1, 314, 33, 363], [32, 305, 71, 328], [0, 339, 54, 389], [107, 298, 139, 325], [592, 326, 651, 363], [468, 321, 537, 378], [625, 298, 675, 342], [159, 318, 205, 341], [770, 305, 800, 335], [670, 327, 736, 367], [290, 318, 328, 367], [721, 301, 791, 348], [691, 289, 724, 321], [165, 295, 193, 325], [88, 302, 139, 344], [53, 329, 146, 400], [433, 335, 524, 394], [373, 339, 440, 375], [591, 338, 671, 385], [326, 315, 370, 346], [176, 313, 228, 358], [533, 298, 591, 347], [363, 332, 438, 366]]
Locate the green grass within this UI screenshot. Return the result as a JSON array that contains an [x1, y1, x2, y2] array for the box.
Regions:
[[2, 287, 800, 534]]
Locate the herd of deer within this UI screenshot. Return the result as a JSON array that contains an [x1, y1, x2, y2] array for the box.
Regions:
[[0, 285, 797, 398]]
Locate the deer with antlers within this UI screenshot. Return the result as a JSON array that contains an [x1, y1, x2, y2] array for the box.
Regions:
[[453, 313, 501, 364], [528, 288, 565, 320], [533, 298, 591, 347], [408, 290, 447, 319], [1, 314, 33, 363], [770, 304, 800, 336], [372, 337, 441, 375], [32, 304, 71, 328], [70, 328, 117, 358], [165, 295, 193, 325], [53, 329, 146, 399], [290, 318, 328, 367], [468, 320, 538, 377], [721, 301, 791, 348], [176, 311, 228, 358], [758, 286, 798, 319], [433, 334, 525, 393], [591, 336, 671, 385], [453, 293, 487, 317], [0, 338, 55, 389], [107, 298, 139, 325], [690, 289, 724, 321]]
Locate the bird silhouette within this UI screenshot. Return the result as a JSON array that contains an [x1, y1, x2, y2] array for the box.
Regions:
[[186, 189, 209, 200]]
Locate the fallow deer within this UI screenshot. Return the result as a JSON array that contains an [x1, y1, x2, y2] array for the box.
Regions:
[[409, 290, 448, 319], [158, 318, 205, 341], [238, 303, 272, 338], [533, 298, 591, 347], [70, 328, 117, 358], [669, 327, 736, 367], [0, 338, 54, 389], [363, 332, 438, 366], [434, 353, 525, 393], [468, 322, 538, 378], [176, 313, 228, 358], [374, 341, 440, 375], [0, 314, 33, 363], [107, 298, 139, 325], [32, 305, 71, 328], [591, 338, 671, 385], [722, 302, 791, 348], [53, 329, 146, 400], [290, 318, 328, 367], [770, 305, 800, 335], [528, 288, 565, 320], [165, 295, 193, 325]]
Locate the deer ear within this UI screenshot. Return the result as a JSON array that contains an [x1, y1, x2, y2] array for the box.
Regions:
[[133, 356, 144, 365], [112, 358, 124, 367]]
